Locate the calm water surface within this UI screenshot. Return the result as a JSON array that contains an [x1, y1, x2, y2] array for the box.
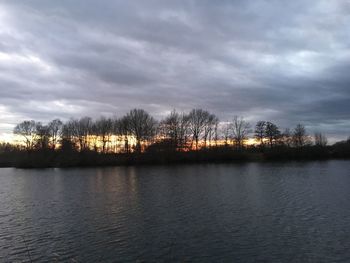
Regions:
[[1, 161, 350, 262]]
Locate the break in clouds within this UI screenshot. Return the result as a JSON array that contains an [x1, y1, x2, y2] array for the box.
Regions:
[[0, 0, 349, 142]]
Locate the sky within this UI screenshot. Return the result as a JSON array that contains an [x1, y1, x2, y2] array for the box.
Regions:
[[0, 0, 349, 143]]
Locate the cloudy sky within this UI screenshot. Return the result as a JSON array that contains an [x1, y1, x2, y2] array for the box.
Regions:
[[0, 0, 349, 142]]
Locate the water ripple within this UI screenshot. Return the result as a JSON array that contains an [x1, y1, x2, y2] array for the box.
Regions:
[[0, 161, 350, 262]]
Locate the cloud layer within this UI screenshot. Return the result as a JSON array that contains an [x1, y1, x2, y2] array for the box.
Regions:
[[0, 0, 349, 142]]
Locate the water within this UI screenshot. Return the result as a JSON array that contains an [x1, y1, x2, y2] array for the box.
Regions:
[[0, 161, 350, 262]]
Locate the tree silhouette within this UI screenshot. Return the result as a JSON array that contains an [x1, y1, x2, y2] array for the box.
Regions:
[[265, 122, 281, 148], [188, 109, 210, 150], [13, 120, 37, 150], [314, 132, 327, 147], [124, 109, 157, 153], [48, 119, 63, 150], [6, 108, 349, 167], [230, 116, 250, 149], [293, 124, 309, 147], [95, 117, 113, 153], [254, 121, 266, 147], [281, 128, 292, 147], [159, 110, 190, 151], [35, 122, 50, 150]]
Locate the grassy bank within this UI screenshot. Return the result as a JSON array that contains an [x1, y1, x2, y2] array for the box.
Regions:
[[0, 142, 349, 168]]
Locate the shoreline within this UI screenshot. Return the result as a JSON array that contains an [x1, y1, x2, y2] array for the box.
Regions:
[[1, 148, 349, 169]]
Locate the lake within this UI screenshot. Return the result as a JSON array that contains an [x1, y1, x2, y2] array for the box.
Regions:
[[1, 161, 350, 262]]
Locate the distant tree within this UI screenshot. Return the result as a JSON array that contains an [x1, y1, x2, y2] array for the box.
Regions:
[[281, 128, 293, 147], [62, 119, 75, 145], [63, 117, 92, 151], [230, 116, 251, 149], [265, 122, 281, 148], [89, 122, 99, 151], [293, 124, 310, 147], [124, 109, 157, 153], [13, 120, 37, 150], [254, 121, 266, 147], [203, 114, 218, 148], [222, 122, 231, 146], [48, 119, 63, 150], [95, 117, 113, 153], [188, 109, 210, 150], [159, 110, 190, 151], [109, 116, 119, 153], [177, 113, 190, 150], [213, 119, 219, 147], [78, 117, 93, 151], [159, 110, 180, 149], [314, 132, 328, 147], [116, 116, 131, 153], [35, 122, 50, 149]]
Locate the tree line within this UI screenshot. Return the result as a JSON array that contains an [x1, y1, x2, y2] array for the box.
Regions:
[[12, 108, 325, 153]]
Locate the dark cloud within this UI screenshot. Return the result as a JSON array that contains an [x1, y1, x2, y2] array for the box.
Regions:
[[0, 0, 349, 142]]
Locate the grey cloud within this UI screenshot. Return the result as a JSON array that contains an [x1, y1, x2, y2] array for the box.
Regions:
[[0, 0, 349, 141]]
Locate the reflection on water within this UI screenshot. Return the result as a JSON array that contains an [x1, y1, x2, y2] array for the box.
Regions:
[[1, 161, 350, 262]]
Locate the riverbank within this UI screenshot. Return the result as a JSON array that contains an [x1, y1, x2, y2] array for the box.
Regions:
[[1, 144, 349, 168]]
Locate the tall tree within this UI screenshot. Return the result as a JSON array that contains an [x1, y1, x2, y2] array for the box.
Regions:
[[222, 122, 231, 146], [177, 113, 190, 150], [314, 132, 327, 147], [159, 110, 190, 150], [78, 117, 93, 151], [265, 122, 281, 148], [116, 116, 131, 153], [281, 128, 293, 147], [13, 120, 37, 150], [48, 119, 63, 150], [203, 114, 218, 148], [35, 122, 50, 150], [159, 110, 181, 149], [187, 109, 210, 150], [254, 121, 266, 147], [124, 109, 157, 152], [213, 118, 219, 147], [95, 117, 113, 153], [230, 116, 251, 149], [293, 124, 309, 147], [63, 117, 92, 151]]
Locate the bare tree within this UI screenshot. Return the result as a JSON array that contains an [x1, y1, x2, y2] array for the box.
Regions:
[[213, 118, 219, 147], [177, 113, 190, 150], [254, 121, 266, 147], [14, 120, 37, 150], [203, 114, 218, 148], [116, 116, 131, 153], [48, 119, 62, 150], [265, 122, 281, 148], [221, 122, 231, 146], [314, 132, 328, 147], [35, 122, 50, 150], [188, 109, 210, 150], [159, 110, 181, 149], [78, 117, 93, 151], [89, 121, 99, 151], [281, 128, 293, 147], [110, 116, 119, 153], [159, 110, 190, 150], [230, 116, 251, 149], [63, 117, 92, 151], [95, 117, 113, 153], [124, 109, 157, 152], [293, 124, 310, 147], [62, 119, 75, 145]]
